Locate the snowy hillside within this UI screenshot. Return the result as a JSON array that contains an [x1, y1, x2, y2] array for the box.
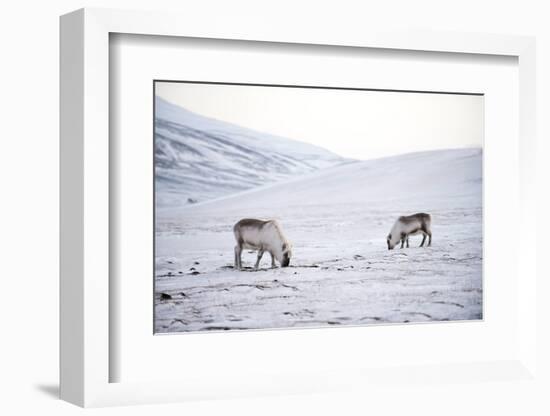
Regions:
[[155, 148, 483, 333], [155, 97, 347, 208], [167, 147, 482, 215]]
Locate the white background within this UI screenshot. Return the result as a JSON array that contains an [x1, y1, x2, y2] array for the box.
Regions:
[[1, 1, 549, 415]]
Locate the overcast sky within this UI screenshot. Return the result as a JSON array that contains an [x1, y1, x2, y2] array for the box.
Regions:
[[156, 81, 483, 160]]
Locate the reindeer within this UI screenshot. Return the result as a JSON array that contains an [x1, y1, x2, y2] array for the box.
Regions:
[[387, 213, 432, 250], [233, 218, 292, 270]]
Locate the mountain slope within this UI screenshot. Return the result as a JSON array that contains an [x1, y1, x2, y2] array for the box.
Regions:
[[170, 147, 482, 216], [155, 97, 347, 208]]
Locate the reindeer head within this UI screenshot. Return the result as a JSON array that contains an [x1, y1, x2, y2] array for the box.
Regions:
[[387, 233, 397, 250], [281, 242, 292, 267]]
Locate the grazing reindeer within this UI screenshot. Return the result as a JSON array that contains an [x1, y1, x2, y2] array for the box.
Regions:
[[233, 218, 292, 270], [387, 213, 432, 250]]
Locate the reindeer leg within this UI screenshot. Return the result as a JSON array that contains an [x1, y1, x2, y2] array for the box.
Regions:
[[270, 252, 276, 268], [428, 232, 432, 246], [420, 234, 426, 247], [406, 237, 409, 248], [234, 245, 242, 270], [400, 232, 406, 249], [420, 222, 430, 248], [254, 249, 265, 269]]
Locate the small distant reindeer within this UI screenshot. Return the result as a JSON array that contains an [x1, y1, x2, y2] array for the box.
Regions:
[[387, 213, 432, 250], [233, 218, 292, 270]]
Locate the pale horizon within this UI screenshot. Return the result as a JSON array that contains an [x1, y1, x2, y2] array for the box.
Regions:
[[156, 82, 483, 160]]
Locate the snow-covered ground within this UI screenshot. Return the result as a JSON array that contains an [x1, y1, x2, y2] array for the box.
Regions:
[[155, 147, 483, 333]]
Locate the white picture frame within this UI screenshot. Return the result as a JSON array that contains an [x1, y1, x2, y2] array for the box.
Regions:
[[60, 8, 537, 407]]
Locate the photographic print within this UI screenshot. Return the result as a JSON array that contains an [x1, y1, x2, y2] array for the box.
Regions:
[[154, 81, 483, 333]]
